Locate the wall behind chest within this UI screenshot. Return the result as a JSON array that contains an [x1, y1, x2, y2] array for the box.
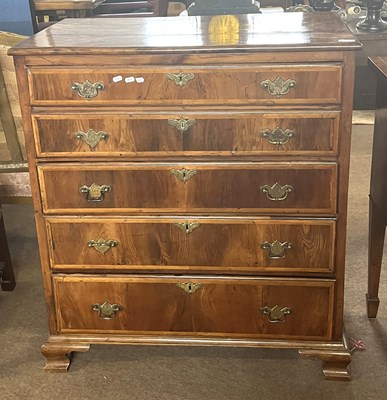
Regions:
[[0, 0, 33, 35]]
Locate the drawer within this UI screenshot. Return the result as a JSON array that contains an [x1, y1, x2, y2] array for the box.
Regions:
[[38, 163, 337, 215], [33, 111, 340, 158], [53, 275, 334, 340], [28, 64, 342, 105], [47, 217, 336, 274]]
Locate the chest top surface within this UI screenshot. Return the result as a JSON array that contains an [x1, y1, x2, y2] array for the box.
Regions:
[[9, 12, 361, 56]]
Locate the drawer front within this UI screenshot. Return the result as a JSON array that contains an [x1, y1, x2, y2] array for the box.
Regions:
[[47, 218, 335, 274], [28, 64, 342, 105], [33, 112, 340, 157], [54, 275, 334, 340], [38, 163, 337, 215]]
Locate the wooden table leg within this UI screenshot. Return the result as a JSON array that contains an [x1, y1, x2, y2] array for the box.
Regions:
[[367, 199, 386, 318]]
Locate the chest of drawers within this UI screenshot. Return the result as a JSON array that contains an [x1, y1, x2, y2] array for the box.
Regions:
[[10, 13, 360, 380]]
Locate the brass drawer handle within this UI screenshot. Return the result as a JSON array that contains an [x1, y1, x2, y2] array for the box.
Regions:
[[87, 238, 118, 255], [261, 305, 292, 323], [75, 129, 109, 149], [168, 118, 196, 132], [166, 72, 195, 87], [260, 127, 295, 146], [176, 282, 203, 294], [92, 302, 122, 320], [71, 80, 105, 99], [260, 182, 294, 201], [260, 77, 296, 98], [79, 183, 111, 202], [174, 222, 200, 234], [170, 168, 197, 182], [261, 240, 292, 259]]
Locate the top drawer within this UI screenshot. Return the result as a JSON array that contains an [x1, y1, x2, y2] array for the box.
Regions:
[[27, 64, 343, 106]]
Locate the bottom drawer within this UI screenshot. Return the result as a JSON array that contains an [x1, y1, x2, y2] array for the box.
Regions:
[[54, 275, 334, 341]]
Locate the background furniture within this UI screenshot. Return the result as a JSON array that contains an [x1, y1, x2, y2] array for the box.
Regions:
[[366, 55, 387, 318], [0, 208, 15, 291], [31, 0, 106, 32], [0, 31, 31, 203], [94, 0, 168, 17], [346, 17, 387, 109], [187, 0, 260, 15], [10, 13, 360, 379]]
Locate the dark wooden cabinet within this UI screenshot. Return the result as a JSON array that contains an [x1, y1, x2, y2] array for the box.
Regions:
[[10, 13, 360, 379], [366, 56, 387, 318]]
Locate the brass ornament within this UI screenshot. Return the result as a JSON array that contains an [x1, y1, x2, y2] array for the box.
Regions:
[[176, 282, 203, 294], [260, 182, 294, 201], [92, 302, 122, 320], [260, 127, 295, 146], [79, 183, 111, 201], [75, 129, 109, 149], [174, 222, 200, 234], [261, 305, 292, 323], [170, 168, 198, 182], [87, 238, 118, 255], [260, 77, 296, 98], [71, 80, 105, 99], [166, 72, 195, 87], [168, 118, 196, 132], [286, 4, 314, 12], [261, 240, 292, 259]]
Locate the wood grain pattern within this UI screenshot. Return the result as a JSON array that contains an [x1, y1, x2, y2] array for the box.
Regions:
[[53, 275, 334, 341], [8, 13, 361, 56], [46, 217, 336, 273], [38, 163, 337, 215], [9, 14, 359, 377], [33, 111, 340, 158], [28, 64, 342, 106]]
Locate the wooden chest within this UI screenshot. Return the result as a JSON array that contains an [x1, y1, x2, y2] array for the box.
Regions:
[[10, 13, 360, 380]]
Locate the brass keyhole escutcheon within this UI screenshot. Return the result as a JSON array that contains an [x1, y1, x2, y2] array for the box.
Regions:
[[168, 118, 196, 132], [166, 72, 195, 87], [170, 168, 198, 182], [176, 282, 203, 294], [174, 222, 200, 234]]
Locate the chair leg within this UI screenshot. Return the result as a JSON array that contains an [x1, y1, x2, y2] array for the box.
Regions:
[[367, 199, 386, 318], [0, 212, 15, 291]]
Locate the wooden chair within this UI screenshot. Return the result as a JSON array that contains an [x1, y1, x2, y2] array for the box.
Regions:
[[0, 32, 31, 204], [94, 0, 169, 17], [0, 32, 34, 291], [29, 0, 59, 33]]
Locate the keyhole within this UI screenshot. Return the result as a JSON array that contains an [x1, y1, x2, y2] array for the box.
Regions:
[[184, 223, 190, 233]]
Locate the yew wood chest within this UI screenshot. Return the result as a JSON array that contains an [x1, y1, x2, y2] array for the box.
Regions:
[[9, 13, 361, 380]]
